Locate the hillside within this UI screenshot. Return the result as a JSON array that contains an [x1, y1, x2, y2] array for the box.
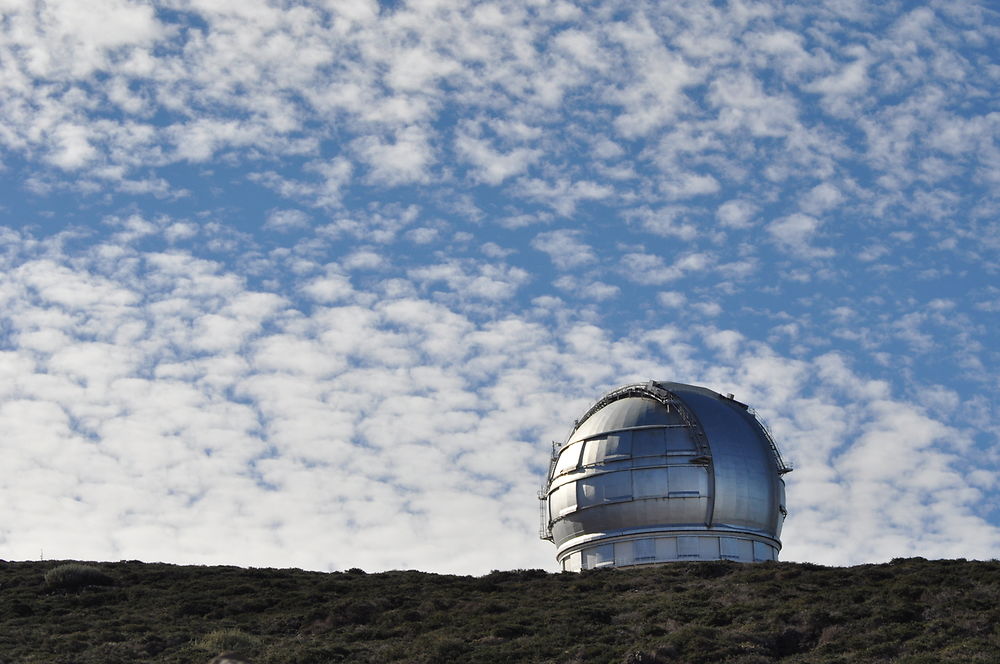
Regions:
[[0, 558, 997, 663]]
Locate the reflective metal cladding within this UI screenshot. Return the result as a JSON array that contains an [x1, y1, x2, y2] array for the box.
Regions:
[[540, 381, 791, 570]]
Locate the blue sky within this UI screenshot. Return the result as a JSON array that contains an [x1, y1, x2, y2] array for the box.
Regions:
[[1, 0, 997, 573]]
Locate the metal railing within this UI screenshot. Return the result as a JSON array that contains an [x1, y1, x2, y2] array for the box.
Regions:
[[749, 407, 793, 474]]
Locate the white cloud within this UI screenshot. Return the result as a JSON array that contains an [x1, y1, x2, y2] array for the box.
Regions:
[[315, 204, 420, 244], [693, 301, 722, 317], [8, 0, 162, 79], [516, 178, 614, 216], [657, 291, 686, 308], [620, 251, 714, 285], [660, 172, 721, 199], [809, 52, 870, 98], [767, 213, 835, 259], [607, 23, 702, 138], [716, 199, 757, 229], [709, 72, 800, 137], [170, 120, 256, 163], [704, 329, 744, 360], [265, 209, 311, 232], [552, 275, 619, 301], [301, 273, 355, 304], [386, 46, 460, 93], [408, 260, 531, 302], [407, 227, 439, 244], [355, 126, 434, 185], [342, 249, 386, 271], [455, 122, 542, 185], [47, 124, 98, 170], [530, 230, 596, 270], [800, 182, 844, 215], [625, 206, 699, 240]]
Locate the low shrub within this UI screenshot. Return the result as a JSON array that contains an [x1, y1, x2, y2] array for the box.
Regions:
[[196, 628, 261, 653], [44, 564, 115, 592]]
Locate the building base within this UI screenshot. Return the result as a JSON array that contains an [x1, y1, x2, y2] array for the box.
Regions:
[[557, 531, 780, 571]]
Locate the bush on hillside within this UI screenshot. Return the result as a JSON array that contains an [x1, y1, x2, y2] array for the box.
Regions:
[[44, 564, 115, 592], [196, 628, 261, 654]]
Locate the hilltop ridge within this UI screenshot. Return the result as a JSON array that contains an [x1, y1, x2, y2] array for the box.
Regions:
[[1, 557, 997, 663]]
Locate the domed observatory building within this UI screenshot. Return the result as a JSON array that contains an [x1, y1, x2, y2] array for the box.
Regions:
[[540, 382, 791, 571]]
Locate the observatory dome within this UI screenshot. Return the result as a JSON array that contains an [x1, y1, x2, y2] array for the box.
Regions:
[[540, 381, 790, 570]]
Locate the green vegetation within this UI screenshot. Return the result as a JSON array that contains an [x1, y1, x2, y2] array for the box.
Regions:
[[1, 557, 998, 663], [42, 563, 115, 592], [195, 628, 261, 654]]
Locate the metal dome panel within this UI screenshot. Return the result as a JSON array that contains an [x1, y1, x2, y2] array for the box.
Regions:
[[569, 397, 677, 442]]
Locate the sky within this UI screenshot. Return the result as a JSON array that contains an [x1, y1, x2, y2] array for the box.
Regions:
[[0, 0, 998, 574]]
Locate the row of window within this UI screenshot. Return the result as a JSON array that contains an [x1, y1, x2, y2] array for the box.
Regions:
[[549, 465, 708, 519], [554, 427, 698, 477], [562, 536, 777, 570]]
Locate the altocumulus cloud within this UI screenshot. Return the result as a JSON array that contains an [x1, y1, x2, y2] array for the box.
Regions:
[[0, 1, 997, 573]]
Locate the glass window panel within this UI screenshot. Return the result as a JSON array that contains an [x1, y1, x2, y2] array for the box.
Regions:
[[578, 480, 599, 508], [721, 537, 741, 560], [634, 538, 656, 562], [581, 433, 632, 466], [549, 482, 577, 517], [667, 466, 706, 496], [753, 541, 775, 562], [581, 438, 601, 466], [632, 428, 665, 457], [677, 536, 699, 557], [604, 432, 631, 459], [699, 537, 720, 559], [577, 471, 632, 507], [604, 470, 632, 501], [614, 542, 633, 566], [554, 442, 582, 475], [563, 552, 582, 572], [655, 537, 677, 561], [633, 467, 669, 499], [584, 544, 614, 569]]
